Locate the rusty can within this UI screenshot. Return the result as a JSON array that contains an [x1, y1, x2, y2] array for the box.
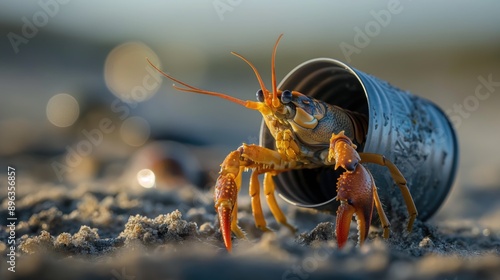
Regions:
[[260, 58, 459, 221]]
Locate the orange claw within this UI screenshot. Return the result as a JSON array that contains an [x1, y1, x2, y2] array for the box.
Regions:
[[330, 131, 374, 248], [335, 164, 374, 248], [215, 179, 236, 251], [335, 201, 356, 248], [214, 151, 240, 252]]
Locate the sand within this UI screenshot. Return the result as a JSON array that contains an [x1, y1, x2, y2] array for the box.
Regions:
[[1, 170, 499, 280]]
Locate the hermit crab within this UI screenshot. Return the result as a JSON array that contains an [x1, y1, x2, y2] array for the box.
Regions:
[[148, 34, 458, 251]]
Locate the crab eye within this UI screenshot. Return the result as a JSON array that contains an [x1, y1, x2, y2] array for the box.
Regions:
[[281, 90, 292, 104], [256, 89, 265, 102]]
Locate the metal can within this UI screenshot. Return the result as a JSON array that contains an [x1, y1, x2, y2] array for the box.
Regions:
[[260, 58, 459, 221]]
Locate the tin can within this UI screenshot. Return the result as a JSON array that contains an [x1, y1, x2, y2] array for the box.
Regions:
[[260, 58, 459, 221]]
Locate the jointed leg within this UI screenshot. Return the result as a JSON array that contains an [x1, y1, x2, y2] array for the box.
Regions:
[[214, 151, 241, 252], [230, 201, 246, 239], [263, 173, 296, 233], [215, 144, 298, 252], [359, 153, 418, 231], [230, 167, 246, 238], [249, 169, 271, 232], [373, 182, 390, 239]]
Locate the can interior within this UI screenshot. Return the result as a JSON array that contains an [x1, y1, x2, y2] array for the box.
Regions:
[[260, 59, 369, 211]]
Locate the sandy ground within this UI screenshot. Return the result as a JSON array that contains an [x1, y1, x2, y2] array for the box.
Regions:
[[2, 2, 500, 279], [1, 157, 499, 280], [1, 28, 500, 280]]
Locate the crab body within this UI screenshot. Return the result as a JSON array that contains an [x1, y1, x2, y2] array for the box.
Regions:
[[148, 34, 417, 251]]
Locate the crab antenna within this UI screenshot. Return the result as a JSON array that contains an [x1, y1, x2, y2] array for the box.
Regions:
[[271, 34, 284, 107], [147, 58, 247, 107], [231, 51, 269, 103]]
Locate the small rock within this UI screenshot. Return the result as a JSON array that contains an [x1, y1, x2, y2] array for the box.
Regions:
[[419, 236, 434, 248]]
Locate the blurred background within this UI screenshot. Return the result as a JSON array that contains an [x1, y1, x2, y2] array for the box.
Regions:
[[1, 1, 499, 225]]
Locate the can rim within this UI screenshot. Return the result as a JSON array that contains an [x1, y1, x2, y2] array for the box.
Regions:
[[272, 58, 371, 209], [261, 57, 458, 220]]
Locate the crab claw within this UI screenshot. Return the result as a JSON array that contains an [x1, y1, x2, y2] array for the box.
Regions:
[[215, 177, 236, 251], [217, 199, 233, 252], [336, 201, 356, 248], [335, 164, 374, 248], [214, 151, 240, 252]]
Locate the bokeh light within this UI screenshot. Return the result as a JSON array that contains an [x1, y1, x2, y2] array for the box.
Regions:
[[46, 93, 80, 127], [104, 42, 162, 103], [136, 168, 156, 188], [120, 116, 150, 147]]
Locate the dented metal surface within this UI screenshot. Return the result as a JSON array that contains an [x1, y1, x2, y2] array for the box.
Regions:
[[261, 58, 459, 221]]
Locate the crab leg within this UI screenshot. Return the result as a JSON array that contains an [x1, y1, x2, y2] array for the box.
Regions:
[[214, 151, 242, 252], [229, 167, 246, 238], [329, 131, 374, 247], [214, 144, 297, 252], [335, 164, 375, 248], [249, 169, 271, 232], [263, 173, 297, 233], [359, 153, 418, 232], [373, 182, 390, 239]]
